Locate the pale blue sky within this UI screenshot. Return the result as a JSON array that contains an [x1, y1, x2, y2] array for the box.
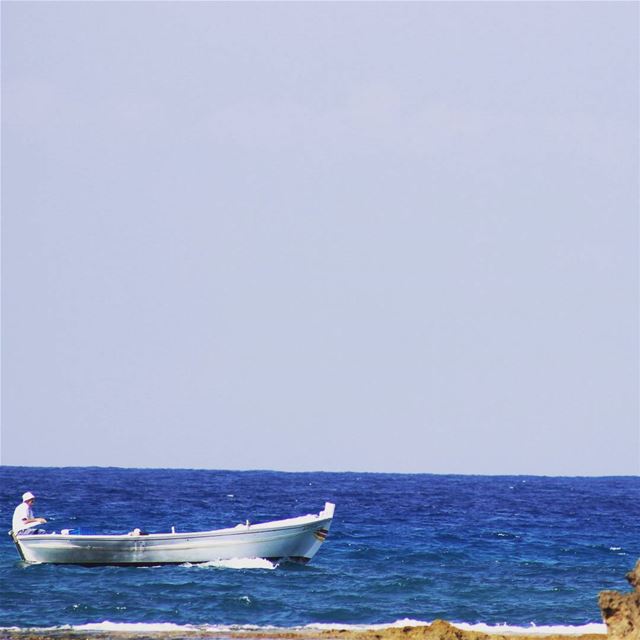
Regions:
[[2, 2, 638, 474]]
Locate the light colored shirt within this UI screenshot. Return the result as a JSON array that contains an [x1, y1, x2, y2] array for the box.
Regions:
[[12, 502, 35, 534]]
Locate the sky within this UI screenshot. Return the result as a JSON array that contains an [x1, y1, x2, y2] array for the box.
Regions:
[[1, 1, 638, 475]]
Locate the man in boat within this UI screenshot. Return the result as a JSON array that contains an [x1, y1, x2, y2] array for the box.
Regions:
[[12, 491, 47, 535]]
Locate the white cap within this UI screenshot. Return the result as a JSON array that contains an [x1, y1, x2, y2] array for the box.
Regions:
[[22, 491, 36, 501]]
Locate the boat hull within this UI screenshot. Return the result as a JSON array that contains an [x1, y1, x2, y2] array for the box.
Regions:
[[12, 503, 334, 566]]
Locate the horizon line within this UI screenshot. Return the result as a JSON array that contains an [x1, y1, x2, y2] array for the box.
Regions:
[[0, 463, 637, 479]]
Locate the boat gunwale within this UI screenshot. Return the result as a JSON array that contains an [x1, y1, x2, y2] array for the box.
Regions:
[[14, 507, 334, 545]]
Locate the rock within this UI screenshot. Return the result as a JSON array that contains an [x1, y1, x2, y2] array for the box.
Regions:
[[426, 620, 477, 640], [627, 562, 640, 591], [599, 559, 640, 639]]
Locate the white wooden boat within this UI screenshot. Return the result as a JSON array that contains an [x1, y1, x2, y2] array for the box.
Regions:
[[10, 502, 335, 566]]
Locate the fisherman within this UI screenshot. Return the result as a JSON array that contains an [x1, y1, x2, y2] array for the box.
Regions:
[[12, 491, 47, 535]]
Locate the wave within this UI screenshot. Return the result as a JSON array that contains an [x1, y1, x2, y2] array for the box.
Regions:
[[1, 618, 607, 636], [303, 619, 606, 636], [180, 557, 278, 570], [448, 621, 605, 636]]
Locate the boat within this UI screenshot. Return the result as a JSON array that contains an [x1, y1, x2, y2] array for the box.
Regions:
[[9, 502, 335, 566]]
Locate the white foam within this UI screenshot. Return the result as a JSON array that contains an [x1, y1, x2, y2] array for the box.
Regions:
[[1, 618, 607, 636], [452, 621, 607, 636], [303, 619, 606, 636], [65, 622, 196, 632], [181, 557, 277, 570]]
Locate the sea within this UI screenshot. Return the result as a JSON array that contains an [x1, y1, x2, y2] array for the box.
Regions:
[[1, 467, 638, 636]]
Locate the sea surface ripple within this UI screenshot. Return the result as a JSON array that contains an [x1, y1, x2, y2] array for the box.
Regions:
[[0, 467, 638, 631]]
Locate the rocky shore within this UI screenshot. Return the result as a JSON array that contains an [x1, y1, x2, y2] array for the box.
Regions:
[[598, 559, 640, 639], [0, 621, 607, 640], [5, 560, 640, 640]]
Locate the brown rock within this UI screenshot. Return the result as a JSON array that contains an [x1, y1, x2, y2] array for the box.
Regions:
[[627, 561, 640, 591], [599, 559, 640, 639], [425, 620, 484, 640]]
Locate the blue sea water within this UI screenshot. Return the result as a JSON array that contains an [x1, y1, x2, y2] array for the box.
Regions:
[[0, 467, 638, 632]]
